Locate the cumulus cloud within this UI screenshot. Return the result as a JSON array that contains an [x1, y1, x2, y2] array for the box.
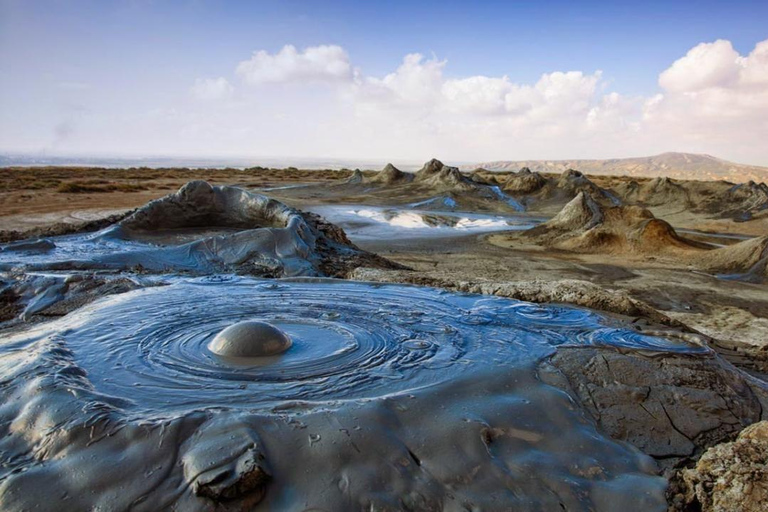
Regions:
[[190, 77, 233, 101], [236, 44, 352, 85], [643, 38, 768, 161], [352, 53, 606, 123], [350, 54, 612, 144], [167, 37, 768, 163], [659, 39, 742, 92]]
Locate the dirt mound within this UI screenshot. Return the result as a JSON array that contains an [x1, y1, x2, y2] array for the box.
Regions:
[[613, 176, 768, 220], [502, 168, 548, 194], [414, 158, 480, 192], [367, 163, 414, 185], [614, 176, 691, 207], [554, 169, 620, 205], [519, 192, 768, 281], [695, 235, 768, 281], [524, 192, 701, 253], [344, 169, 364, 184], [676, 421, 768, 512], [494, 169, 620, 209]]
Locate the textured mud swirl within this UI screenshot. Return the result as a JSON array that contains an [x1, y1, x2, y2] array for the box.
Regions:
[[36, 277, 707, 416]]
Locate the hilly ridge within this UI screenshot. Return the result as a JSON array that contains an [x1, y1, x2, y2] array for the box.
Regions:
[[473, 152, 768, 183]]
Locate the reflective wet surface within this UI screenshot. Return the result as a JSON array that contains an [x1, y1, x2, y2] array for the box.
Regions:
[[307, 205, 543, 240], [23, 276, 707, 415]]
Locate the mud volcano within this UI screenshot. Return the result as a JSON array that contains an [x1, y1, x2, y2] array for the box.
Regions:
[[0, 277, 714, 510], [0, 181, 400, 278]]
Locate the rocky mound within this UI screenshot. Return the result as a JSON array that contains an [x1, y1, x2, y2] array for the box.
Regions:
[[717, 180, 768, 220], [523, 191, 692, 253], [676, 421, 768, 512], [695, 235, 768, 282], [555, 169, 621, 205], [502, 167, 548, 194], [414, 158, 481, 192], [467, 168, 498, 185], [367, 163, 414, 185], [612, 176, 768, 220], [495, 168, 619, 209], [344, 169, 364, 184], [614, 176, 691, 208], [7, 181, 401, 277], [522, 192, 768, 281]]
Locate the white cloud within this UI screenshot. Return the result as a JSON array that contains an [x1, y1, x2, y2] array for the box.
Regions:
[[659, 39, 741, 92], [221, 38, 766, 163], [35, 38, 766, 164], [236, 44, 352, 85], [643, 38, 768, 161], [190, 77, 233, 101]]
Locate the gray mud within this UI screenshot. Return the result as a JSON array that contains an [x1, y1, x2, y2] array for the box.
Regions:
[[1, 178, 766, 511], [0, 277, 714, 510], [0, 181, 399, 278]]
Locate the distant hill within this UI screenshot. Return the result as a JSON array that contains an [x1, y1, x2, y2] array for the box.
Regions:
[[472, 153, 768, 183]]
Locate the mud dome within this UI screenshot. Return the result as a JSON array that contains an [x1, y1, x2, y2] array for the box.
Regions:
[[0, 277, 711, 510], [209, 321, 293, 357], [0, 181, 396, 277]]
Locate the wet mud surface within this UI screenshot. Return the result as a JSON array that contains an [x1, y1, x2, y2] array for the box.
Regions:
[[306, 204, 543, 240], [1, 174, 767, 511], [1, 277, 715, 510]]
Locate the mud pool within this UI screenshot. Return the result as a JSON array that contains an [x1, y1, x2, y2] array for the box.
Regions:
[[307, 205, 543, 240], [0, 275, 712, 509], [7, 277, 706, 416]]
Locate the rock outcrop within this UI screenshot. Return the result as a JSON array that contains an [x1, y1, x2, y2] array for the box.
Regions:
[[676, 421, 768, 512], [539, 348, 762, 470]]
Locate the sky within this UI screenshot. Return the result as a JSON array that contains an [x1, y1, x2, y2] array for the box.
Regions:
[[1, 0, 767, 166]]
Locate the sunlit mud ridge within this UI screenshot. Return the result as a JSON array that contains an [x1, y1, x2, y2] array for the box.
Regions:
[[273, 159, 528, 212], [472, 167, 768, 220], [0, 181, 400, 278], [0, 277, 731, 510], [495, 191, 768, 283]]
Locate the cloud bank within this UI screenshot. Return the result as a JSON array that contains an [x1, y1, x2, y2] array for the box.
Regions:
[[14, 39, 764, 164], [180, 38, 766, 163]]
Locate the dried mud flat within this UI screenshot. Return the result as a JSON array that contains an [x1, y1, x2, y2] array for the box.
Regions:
[[1, 163, 768, 511]]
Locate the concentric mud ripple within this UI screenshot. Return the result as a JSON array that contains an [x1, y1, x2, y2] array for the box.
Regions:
[[42, 277, 707, 415]]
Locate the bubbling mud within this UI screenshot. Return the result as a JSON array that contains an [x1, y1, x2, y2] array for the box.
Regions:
[[41, 277, 707, 415], [209, 321, 293, 357], [0, 276, 715, 510]]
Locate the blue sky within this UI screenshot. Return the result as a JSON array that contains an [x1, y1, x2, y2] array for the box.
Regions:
[[2, 0, 767, 164]]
